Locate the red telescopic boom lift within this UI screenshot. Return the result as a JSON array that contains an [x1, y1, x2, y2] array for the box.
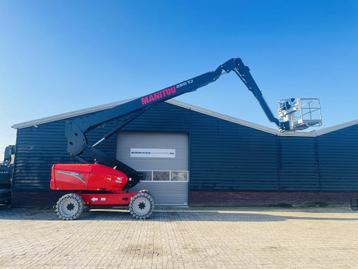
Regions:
[[50, 58, 321, 220]]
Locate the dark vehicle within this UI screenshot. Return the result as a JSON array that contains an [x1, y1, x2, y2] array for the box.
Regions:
[[0, 145, 15, 205]]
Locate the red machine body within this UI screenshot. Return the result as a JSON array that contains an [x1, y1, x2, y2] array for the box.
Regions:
[[51, 163, 128, 192], [50, 163, 136, 206]]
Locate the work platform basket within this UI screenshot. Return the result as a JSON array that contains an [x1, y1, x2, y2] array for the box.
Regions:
[[278, 98, 322, 131]]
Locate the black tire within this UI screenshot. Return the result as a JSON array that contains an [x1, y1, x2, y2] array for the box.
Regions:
[[55, 193, 84, 220], [129, 192, 154, 220], [0, 189, 11, 205], [350, 199, 358, 211]]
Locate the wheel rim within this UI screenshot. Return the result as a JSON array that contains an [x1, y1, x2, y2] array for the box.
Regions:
[[132, 197, 151, 216], [60, 198, 79, 218]]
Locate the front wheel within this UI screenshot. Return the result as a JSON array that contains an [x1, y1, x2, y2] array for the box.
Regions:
[[55, 193, 84, 220], [129, 192, 154, 219]]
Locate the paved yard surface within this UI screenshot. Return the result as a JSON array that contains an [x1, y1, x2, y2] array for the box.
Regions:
[[0, 207, 357, 269]]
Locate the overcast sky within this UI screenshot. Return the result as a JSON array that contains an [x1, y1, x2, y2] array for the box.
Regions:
[[0, 0, 357, 159]]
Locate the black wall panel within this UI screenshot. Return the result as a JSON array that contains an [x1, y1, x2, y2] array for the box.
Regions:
[[318, 125, 358, 191], [278, 137, 320, 191]]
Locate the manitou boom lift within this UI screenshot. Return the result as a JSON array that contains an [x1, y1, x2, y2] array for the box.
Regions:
[[50, 58, 322, 220]]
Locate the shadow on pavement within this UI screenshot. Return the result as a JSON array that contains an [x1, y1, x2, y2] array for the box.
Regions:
[[0, 207, 357, 222]]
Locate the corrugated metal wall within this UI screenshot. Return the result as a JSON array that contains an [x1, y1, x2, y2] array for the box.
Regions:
[[318, 125, 358, 191], [189, 113, 279, 191], [11, 102, 358, 205], [278, 137, 320, 191]]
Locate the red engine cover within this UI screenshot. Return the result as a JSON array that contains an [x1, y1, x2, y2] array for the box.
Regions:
[[50, 163, 128, 192]]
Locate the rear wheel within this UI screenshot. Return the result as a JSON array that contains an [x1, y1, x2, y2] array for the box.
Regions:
[[350, 199, 358, 211], [129, 192, 154, 219], [56, 193, 84, 220]]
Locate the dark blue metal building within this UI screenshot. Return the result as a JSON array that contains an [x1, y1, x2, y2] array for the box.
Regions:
[[11, 99, 358, 206]]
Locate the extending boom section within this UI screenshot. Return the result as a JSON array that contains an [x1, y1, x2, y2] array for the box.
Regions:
[[67, 58, 285, 156], [65, 58, 291, 187]]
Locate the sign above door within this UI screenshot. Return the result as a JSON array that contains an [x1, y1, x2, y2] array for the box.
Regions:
[[130, 148, 176, 158]]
